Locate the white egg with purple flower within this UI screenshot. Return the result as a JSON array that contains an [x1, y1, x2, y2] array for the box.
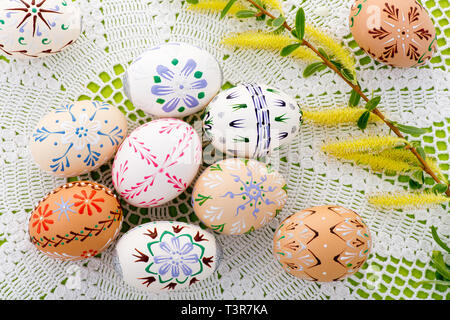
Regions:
[[113, 221, 222, 292], [123, 42, 223, 117]]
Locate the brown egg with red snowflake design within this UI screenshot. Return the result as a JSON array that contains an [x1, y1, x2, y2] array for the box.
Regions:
[[273, 205, 371, 282], [349, 0, 437, 67], [28, 181, 123, 261]]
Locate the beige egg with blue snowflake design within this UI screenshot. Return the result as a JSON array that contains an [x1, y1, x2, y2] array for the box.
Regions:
[[113, 221, 221, 292], [0, 0, 81, 59], [192, 158, 288, 235], [29, 100, 128, 177], [203, 83, 302, 159]]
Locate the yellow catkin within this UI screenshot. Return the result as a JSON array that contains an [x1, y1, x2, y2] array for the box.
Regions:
[[322, 136, 407, 156], [368, 192, 449, 208], [302, 107, 381, 125], [378, 149, 448, 183], [187, 0, 248, 15], [331, 153, 417, 173], [221, 31, 320, 62], [305, 24, 356, 74]]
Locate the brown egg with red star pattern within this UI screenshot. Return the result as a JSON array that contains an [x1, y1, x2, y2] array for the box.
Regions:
[[273, 205, 371, 282], [28, 181, 123, 261]]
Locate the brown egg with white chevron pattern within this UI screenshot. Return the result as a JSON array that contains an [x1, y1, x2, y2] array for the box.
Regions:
[[273, 205, 371, 282], [28, 181, 123, 261]]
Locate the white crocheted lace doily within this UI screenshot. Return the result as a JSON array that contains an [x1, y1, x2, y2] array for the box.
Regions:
[[0, 0, 449, 300]]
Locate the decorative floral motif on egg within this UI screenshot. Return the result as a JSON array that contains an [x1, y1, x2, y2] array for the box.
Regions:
[[203, 83, 302, 158], [29, 100, 128, 177], [273, 205, 372, 282], [349, 0, 437, 68], [28, 181, 123, 261], [113, 221, 221, 292], [192, 158, 288, 235], [123, 42, 223, 117], [112, 118, 202, 208], [0, 0, 82, 58]]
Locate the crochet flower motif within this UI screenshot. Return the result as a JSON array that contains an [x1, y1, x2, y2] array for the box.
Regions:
[[145, 231, 205, 284], [31, 203, 54, 234], [151, 58, 208, 113], [61, 113, 101, 151], [73, 189, 104, 215]]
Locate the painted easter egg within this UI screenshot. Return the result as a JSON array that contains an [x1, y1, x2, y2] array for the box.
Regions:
[[113, 221, 221, 292], [349, 0, 437, 68], [28, 181, 123, 261], [123, 42, 222, 117], [112, 118, 202, 208], [0, 0, 81, 59], [273, 205, 372, 282], [29, 100, 127, 177], [192, 158, 287, 235], [203, 83, 302, 158]]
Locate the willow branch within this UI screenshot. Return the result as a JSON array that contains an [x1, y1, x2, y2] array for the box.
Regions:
[[245, 0, 450, 197]]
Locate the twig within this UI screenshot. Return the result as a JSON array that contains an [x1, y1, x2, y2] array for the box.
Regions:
[[245, 0, 450, 197]]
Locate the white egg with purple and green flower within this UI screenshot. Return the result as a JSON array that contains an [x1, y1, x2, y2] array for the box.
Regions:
[[0, 0, 81, 59], [123, 42, 223, 118], [29, 100, 128, 177], [203, 83, 302, 159], [113, 221, 222, 292]]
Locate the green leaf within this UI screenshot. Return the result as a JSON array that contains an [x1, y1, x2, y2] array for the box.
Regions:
[[396, 124, 428, 136], [432, 183, 449, 195], [357, 110, 371, 130], [318, 47, 329, 60], [186, 0, 199, 4], [411, 170, 424, 184], [303, 62, 326, 77], [408, 178, 422, 189], [431, 251, 450, 280], [235, 10, 256, 18], [295, 8, 305, 40], [220, 0, 237, 19], [272, 15, 285, 28], [341, 68, 354, 82], [415, 146, 427, 160], [365, 96, 381, 111], [349, 89, 361, 107], [431, 226, 450, 254], [291, 29, 298, 38], [330, 60, 343, 70], [266, 18, 273, 26], [280, 43, 301, 57]]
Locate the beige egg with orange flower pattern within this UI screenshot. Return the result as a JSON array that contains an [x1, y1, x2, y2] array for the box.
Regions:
[[273, 205, 371, 282], [28, 181, 123, 261], [349, 0, 437, 67]]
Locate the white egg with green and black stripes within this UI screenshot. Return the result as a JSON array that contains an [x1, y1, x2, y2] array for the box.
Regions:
[[202, 83, 302, 158]]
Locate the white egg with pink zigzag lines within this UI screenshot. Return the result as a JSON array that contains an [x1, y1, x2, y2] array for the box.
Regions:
[[112, 118, 202, 207]]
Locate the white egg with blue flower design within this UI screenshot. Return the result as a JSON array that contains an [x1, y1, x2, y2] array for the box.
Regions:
[[203, 83, 302, 158], [113, 221, 221, 292], [123, 42, 223, 117], [29, 100, 128, 177]]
